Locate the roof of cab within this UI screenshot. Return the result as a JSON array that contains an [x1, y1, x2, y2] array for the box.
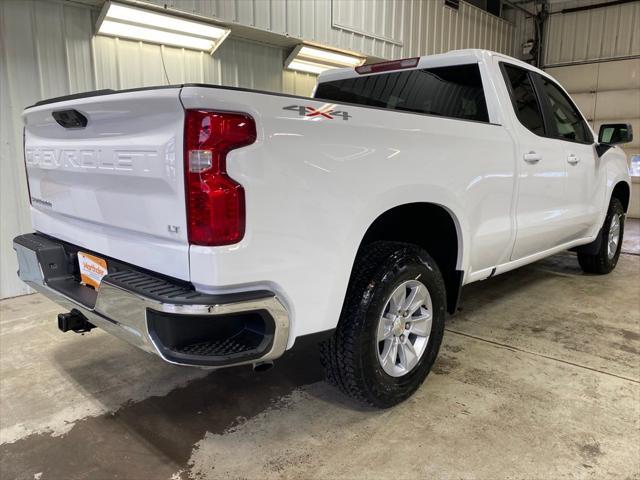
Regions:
[[317, 49, 545, 84]]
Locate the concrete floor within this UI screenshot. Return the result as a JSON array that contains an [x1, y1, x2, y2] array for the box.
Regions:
[[1, 219, 639, 480]]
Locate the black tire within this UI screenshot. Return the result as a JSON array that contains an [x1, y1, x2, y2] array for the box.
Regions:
[[320, 241, 446, 408], [578, 197, 625, 274]]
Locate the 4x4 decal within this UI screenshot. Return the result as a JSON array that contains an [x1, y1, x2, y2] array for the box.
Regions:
[[283, 104, 351, 121]]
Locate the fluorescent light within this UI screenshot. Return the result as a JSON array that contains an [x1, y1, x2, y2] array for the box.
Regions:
[[287, 60, 333, 75], [285, 44, 366, 75], [298, 46, 363, 67], [106, 4, 227, 39], [96, 2, 230, 53], [99, 20, 215, 51]]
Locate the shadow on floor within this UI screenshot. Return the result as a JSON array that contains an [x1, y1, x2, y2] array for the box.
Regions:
[[0, 342, 327, 480]]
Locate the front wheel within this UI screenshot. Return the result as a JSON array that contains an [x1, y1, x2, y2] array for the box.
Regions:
[[578, 197, 625, 274], [320, 241, 446, 408]]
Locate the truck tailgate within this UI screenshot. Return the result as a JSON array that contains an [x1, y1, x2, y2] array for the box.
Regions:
[[22, 88, 190, 280]]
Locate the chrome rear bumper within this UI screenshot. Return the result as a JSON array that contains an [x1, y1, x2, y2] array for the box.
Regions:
[[14, 233, 290, 367]]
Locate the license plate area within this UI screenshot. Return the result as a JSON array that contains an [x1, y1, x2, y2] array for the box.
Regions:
[[78, 252, 108, 290]]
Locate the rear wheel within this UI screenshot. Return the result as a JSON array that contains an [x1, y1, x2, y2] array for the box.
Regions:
[[320, 241, 446, 408], [578, 197, 625, 274]]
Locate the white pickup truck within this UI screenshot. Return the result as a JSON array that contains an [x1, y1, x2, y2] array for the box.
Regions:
[[14, 49, 632, 407]]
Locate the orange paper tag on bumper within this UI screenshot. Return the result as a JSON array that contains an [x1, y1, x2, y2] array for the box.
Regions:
[[78, 252, 108, 289]]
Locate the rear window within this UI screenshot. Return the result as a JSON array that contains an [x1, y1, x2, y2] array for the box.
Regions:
[[314, 64, 489, 123]]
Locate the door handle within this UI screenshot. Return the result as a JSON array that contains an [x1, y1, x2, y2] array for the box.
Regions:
[[567, 154, 580, 165], [523, 151, 541, 164]]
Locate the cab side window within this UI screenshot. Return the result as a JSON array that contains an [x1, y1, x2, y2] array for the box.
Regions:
[[537, 76, 593, 144], [502, 64, 545, 136]]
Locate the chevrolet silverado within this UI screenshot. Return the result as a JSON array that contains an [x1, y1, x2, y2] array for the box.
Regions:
[[14, 49, 633, 407]]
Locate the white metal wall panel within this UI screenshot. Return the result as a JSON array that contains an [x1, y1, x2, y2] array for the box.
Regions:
[[546, 62, 599, 92], [594, 90, 640, 121], [505, 1, 540, 63], [569, 92, 596, 119], [147, 0, 517, 59], [401, 0, 517, 57], [598, 57, 640, 90], [569, 90, 640, 131], [332, 0, 404, 45], [0, 0, 39, 299], [543, 0, 640, 66], [511, 1, 640, 66], [143, 0, 399, 57]]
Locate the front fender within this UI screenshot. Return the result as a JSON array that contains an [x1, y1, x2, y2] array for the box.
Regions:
[[602, 146, 632, 222]]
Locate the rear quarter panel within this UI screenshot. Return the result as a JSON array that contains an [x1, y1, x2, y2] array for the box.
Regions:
[[181, 86, 516, 344]]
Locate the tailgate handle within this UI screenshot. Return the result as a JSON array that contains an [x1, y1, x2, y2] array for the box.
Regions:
[[52, 109, 88, 129]]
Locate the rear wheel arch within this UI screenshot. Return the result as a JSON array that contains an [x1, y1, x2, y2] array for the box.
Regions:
[[355, 203, 463, 314]]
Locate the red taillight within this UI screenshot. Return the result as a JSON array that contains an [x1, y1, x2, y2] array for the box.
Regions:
[[184, 110, 256, 246], [355, 57, 419, 75]]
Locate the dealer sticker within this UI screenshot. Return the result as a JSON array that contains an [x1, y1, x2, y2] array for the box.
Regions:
[[78, 252, 108, 289]]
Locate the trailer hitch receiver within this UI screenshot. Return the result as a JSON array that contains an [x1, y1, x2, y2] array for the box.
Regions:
[[58, 310, 95, 333]]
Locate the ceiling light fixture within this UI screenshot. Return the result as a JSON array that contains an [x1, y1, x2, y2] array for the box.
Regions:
[[96, 1, 230, 54], [285, 44, 366, 75]]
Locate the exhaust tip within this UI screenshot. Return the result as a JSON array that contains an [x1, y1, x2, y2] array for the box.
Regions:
[[252, 361, 274, 372]]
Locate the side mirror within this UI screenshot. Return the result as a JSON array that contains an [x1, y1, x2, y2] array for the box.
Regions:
[[598, 123, 633, 145]]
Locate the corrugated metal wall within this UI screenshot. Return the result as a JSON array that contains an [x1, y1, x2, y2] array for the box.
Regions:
[[144, 0, 403, 59], [544, 0, 640, 66], [509, 0, 640, 66], [403, 0, 517, 56], [90, 34, 317, 93], [0, 0, 517, 299], [147, 0, 518, 59], [506, 3, 535, 61]]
